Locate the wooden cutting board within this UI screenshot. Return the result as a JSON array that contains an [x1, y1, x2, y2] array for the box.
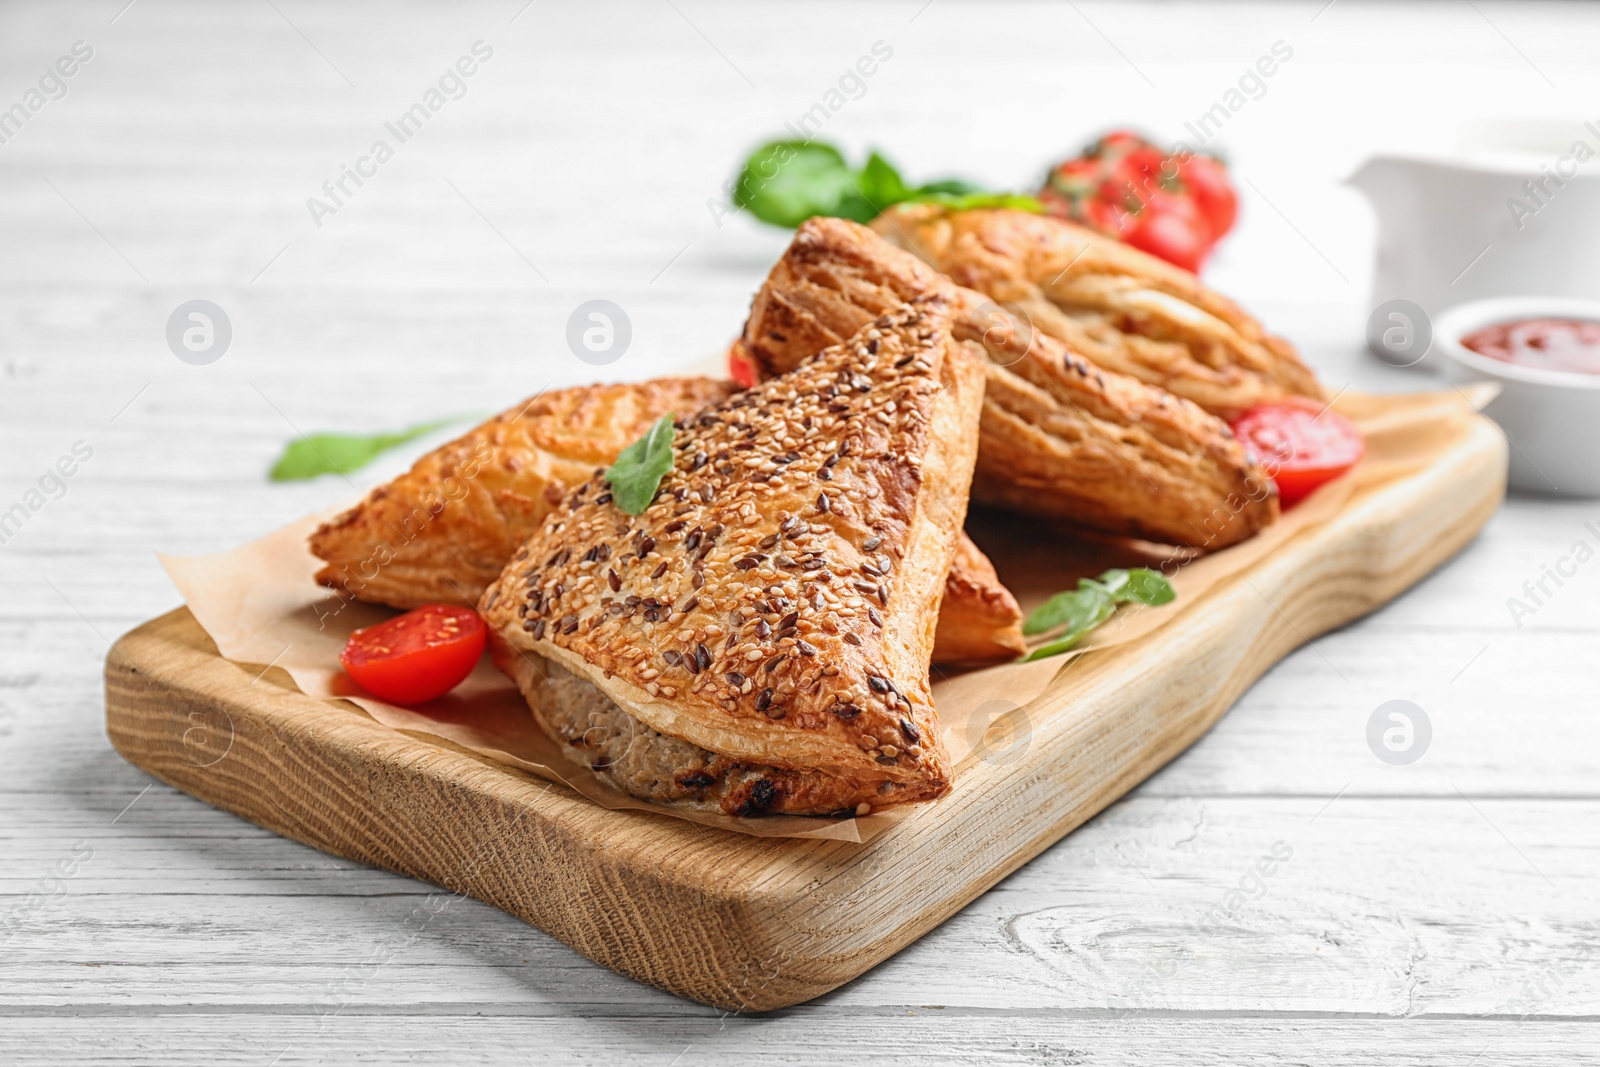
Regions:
[[104, 409, 1506, 1013]]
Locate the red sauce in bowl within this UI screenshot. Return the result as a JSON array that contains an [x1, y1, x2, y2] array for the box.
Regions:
[[1460, 318, 1600, 375]]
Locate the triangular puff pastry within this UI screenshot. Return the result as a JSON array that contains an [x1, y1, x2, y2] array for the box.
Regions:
[[309, 377, 1021, 664], [480, 299, 984, 816], [311, 378, 736, 609], [735, 215, 1279, 550], [873, 204, 1322, 420]]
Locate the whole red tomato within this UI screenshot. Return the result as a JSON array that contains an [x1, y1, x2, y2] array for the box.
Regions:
[[1083, 195, 1136, 238], [1127, 209, 1208, 273], [1089, 129, 1154, 160], [1039, 131, 1238, 272], [1179, 154, 1238, 241]]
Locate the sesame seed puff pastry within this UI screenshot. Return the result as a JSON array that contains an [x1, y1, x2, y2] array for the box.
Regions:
[[872, 204, 1323, 421], [734, 216, 1278, 550], [309, 377, 1024, 665], [479, 299, 985, 817]]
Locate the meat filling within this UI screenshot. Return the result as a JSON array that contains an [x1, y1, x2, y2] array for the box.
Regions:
[[516, 655, 898, 817]]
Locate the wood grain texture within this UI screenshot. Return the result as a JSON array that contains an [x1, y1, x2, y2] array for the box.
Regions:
[[6, 1018, 1600, 1067], [103, 412, 1505, 1011]]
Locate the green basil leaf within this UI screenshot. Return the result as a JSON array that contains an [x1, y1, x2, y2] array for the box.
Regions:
[[1023, 580, 1114, 636], [1097, 569, 1132, 600], [912, 178, 986, 196], [734, 140, 854, 228], [831, 188, 889, 224], [855, 151, 911, 207], [605, 413, 677, 515], [1024, 593, 1117, 660], [268, 418, 462, 481], [1121, 567, 1176, 606], [730, 139, 1037, 229], [1021, 567, 1177, 660]]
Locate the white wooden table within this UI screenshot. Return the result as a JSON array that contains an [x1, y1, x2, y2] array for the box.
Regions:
[[4, 1, 1598, 1062]]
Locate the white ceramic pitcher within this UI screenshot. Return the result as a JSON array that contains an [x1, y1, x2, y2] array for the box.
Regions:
[[1350, 119, 1600, 328]]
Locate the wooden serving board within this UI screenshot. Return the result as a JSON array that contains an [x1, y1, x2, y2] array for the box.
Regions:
[[104, 411, 1506, 1013]]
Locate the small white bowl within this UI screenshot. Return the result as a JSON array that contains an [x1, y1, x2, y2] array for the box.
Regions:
[[1433, 296, 1600, 497]]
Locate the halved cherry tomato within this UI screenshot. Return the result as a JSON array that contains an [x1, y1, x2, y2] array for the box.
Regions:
[[727, 343, 758, 389], [1231, 398, 1365, 508], [340, 604, 486, 705]]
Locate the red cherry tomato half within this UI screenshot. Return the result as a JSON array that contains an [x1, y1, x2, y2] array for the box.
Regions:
[[340, 604, 486, 705], [1231, 398, 1365, 508], [727, 344, 758, 389]]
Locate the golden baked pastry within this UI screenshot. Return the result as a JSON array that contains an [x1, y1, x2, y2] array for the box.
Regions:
[[934, 534, 1028, 663], [310, 378, 1024, 664], [480, 300, 986, 816], [735, 216, 1278, 549], [311, 378, 735, 610], [871, 204, 1323, 420]]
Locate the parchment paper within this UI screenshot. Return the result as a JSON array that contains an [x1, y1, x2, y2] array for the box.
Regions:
[[160, 387, 1493, 842]]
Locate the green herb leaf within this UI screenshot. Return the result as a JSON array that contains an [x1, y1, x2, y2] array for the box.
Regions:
[[730, 138, 1035, 229], [268, 418, 462, 481], [1120, 567, 1176, 606], [856, 151, 911, 206], [911, 178, 985, 196], [832, 150, 914, 223], [1021, 567, 1177, 661], [605, 413, 677, 515], [1096, 569, 1132, 600], [1023, 579, 1115, 637], [734, 141, 856, 228], [1023, 591, 1115, 660]]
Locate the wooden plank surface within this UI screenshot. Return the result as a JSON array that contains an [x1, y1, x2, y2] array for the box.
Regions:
[[5, 0, 1600, 1061]]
